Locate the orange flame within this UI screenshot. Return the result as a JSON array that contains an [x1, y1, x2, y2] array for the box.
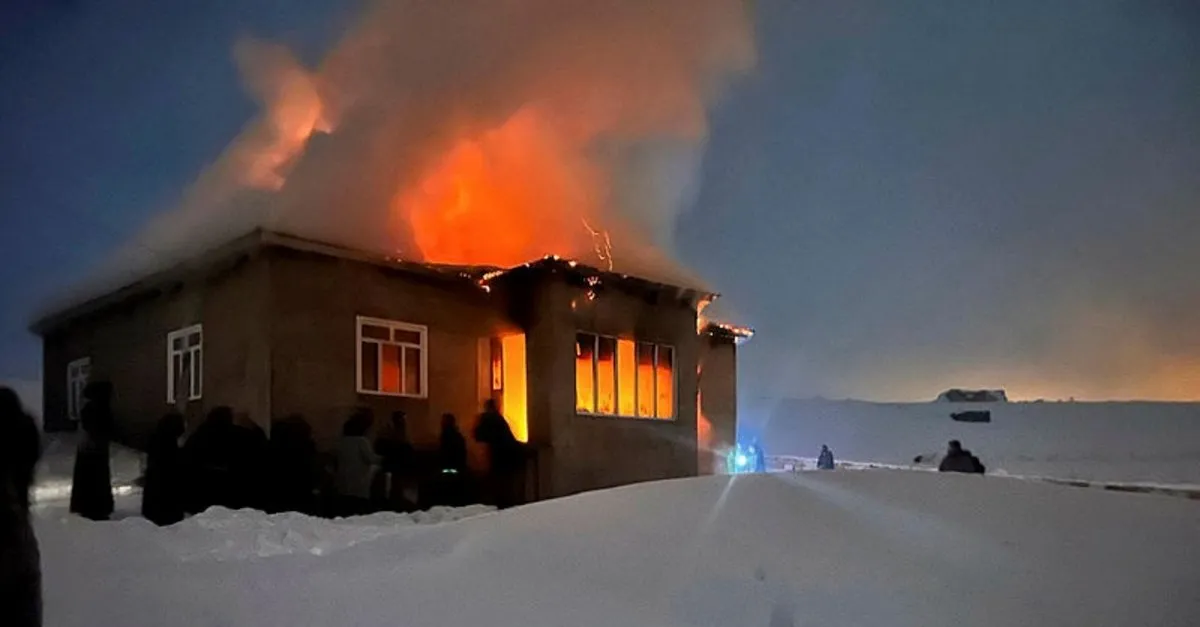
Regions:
[[393, 108, 604, 267]]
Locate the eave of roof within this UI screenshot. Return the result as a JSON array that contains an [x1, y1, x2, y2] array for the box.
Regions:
[[31, 230, 721, 335]]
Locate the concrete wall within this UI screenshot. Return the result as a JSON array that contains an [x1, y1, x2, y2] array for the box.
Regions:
[[517, 276, 701, 498], [698, 338, 738, 474], [265, 248, 517, 468], [41, 253, 271, 447]]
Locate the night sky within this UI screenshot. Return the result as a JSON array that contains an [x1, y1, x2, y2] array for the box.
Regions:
[[2, 1, 1198, 401]]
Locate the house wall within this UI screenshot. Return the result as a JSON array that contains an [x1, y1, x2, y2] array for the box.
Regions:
[[40, 254, 272, 447], [698, 338, 738, 474], [265, 248, 517, 467], [517, 277, 701, 498]]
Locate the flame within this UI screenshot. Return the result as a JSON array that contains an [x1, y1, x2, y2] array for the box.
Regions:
[[499, 334, 528, 443], [393, 108, 604, 267]]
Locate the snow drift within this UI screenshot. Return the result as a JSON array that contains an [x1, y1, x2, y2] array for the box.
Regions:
[[760, 398, 1200, 485], [37, 472, 1200, 626]]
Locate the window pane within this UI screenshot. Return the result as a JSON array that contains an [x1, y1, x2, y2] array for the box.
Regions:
[[575, 333, 595, 413], [404, 347, 422, 396], [361, 324, 390, 340], [394, 329, 422, 345], [655, 346, 674, 419], [180, 352, 192, 400], [192, 349, 203, 398], [596, 336, 616, 415], [381, 344, 402, 393], [360, 341, 379, 391], [187, 331, 201, 347], [617, 339, 636, 416], [172, 337, 184, 351], [636, 342, 655, 417], [172, 354, 182, 401]]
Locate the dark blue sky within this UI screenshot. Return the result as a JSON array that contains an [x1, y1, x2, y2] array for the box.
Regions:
[[3, 1, 1198, 400]]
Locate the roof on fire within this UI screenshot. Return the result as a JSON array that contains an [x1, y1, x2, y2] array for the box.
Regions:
[[30, 229, 719, 335]]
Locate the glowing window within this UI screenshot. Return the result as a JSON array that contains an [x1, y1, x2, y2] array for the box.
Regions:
[[575, 333, 596, 413], [576, 332, 674, 420], [357, 316, 427, 398]]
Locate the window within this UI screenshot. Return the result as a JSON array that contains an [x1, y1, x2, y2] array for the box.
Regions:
[[576, 332, 675, 419], [167, 324, 203, 403], [67, 357, 90, 421], [357, 316, 427, 397]]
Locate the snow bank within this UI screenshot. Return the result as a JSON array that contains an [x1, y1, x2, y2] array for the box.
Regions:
[[42, 504, 494, 562], [762, 398, 1200, 485], [38, 472, 1200, 626]]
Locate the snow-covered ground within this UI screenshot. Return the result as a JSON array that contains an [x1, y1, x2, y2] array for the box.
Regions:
[[35, 471, 1200, 626], [32, 432, 144, 504], [760, 398, 1200, 485]]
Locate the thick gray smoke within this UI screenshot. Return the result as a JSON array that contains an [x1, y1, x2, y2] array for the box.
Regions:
[[81, 0, 754, 305]]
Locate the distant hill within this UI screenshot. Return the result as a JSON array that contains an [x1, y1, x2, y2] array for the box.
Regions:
[[935, 388, 1008, 403]]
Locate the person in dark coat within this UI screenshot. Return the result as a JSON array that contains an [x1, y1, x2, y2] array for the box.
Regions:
[[267, 415, 318, 514], [229, 413, 269, 510], [938, 440, 986, 474], [182, 406, 238, 513], [141, 413, 186, 526], [439, 413, 468, 475], [1, 387, 43, 627], [473, 399, 525, 508], [374, 410, 415, 510], [69, 381, 115, 521], [435, 413, 469, 506], [817, 445, 835, 470]]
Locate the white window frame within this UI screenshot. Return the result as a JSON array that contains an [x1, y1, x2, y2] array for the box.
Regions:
[[166, 324, 203, 403], [67, 357, 91, 422], [356, 316, 429, 398], [575, 331, 676, 420]]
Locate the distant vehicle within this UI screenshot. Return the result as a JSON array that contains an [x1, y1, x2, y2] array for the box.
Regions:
[[950, 410, 992, 423]]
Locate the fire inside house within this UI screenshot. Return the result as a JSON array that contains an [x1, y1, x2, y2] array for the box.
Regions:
[[33, 230, 751, 502], [31, 1, 755, 503]]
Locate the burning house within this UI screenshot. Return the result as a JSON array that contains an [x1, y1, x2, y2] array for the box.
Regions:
[[31, 1, 755, 501], [33, 229, 750, 500]]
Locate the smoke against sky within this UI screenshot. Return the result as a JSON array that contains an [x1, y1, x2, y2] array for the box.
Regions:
[[1, 0, 1198, 401], [96, 0, 753, 295]]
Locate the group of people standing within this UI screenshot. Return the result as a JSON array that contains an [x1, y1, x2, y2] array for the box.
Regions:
[[66, 383, 530, 526]]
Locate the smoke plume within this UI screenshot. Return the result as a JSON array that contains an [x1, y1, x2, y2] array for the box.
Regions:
[[97, 0, 754, 295]]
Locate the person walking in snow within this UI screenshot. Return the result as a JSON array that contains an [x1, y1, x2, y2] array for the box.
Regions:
[[817, 445, 835, 470], [938, 440, 985, 474], [333, 410, 380, 516], [141, 412, 187, 526], [70, 381, 115, 521], [1, 387, 43, 627]]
